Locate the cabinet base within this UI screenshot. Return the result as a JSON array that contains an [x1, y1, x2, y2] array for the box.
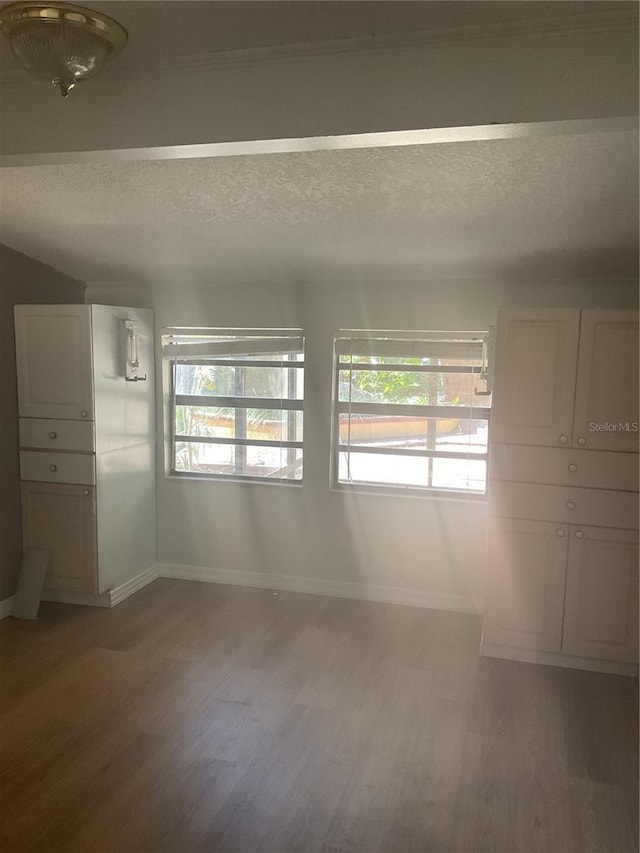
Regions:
[[41, 565, 159, 610], [481, 642, 638, 677]]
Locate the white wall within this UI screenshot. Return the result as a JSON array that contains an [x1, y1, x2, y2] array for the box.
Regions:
[[87, 277, 638, 612], [2, 12, 637, 157]]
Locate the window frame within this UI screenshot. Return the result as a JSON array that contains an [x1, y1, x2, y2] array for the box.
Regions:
[[162, 328, 305, 484], [331, 329, 492, 499]]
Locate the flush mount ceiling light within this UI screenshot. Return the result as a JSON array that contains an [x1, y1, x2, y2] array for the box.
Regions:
[[0, 1, 127, 97]]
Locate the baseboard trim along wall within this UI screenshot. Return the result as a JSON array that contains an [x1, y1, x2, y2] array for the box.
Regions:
[[481, 642, 639, 678], [0, 596, 16, 620], [157, 563, 484, 615], [41, 565, 160, 609]]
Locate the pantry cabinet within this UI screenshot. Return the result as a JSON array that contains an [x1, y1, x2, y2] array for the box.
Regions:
[[14, 304, 156, 604], [482, 307, 639, 674]]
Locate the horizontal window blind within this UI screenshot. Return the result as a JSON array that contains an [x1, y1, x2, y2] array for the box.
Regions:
[[334, 330, 491, 496], [163, 328, 304, 482]]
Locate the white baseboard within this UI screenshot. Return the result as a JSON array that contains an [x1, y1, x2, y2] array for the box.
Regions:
[[109, 564, 159, 607], [480, 642, 639, 678], [41, 565, 159, 609], [0, 596, 16, 620], [157, 563, 483, 615]]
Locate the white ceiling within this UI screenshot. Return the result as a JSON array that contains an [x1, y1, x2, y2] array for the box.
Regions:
[[0, 1, 623, 77], [1, 129, 637, 284]]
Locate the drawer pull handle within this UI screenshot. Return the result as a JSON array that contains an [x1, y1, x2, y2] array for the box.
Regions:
[[83, 489, 90, 496], [577, 437, 586, 446], [49, 464, 57, 472], [568, 464, 577, 473], [48, 431, 57, 439], [566, 501, 575, 510], [556, 529, 566, 538], [559, 434, 568, 444], [575, 530, 584, 539], [81, 410, 88, 418]]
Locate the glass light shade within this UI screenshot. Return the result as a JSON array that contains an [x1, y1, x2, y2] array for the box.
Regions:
[[0, 3, 127, 96]]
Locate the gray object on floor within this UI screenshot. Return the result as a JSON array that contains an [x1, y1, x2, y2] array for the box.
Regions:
[[12, 549, 49, 620]]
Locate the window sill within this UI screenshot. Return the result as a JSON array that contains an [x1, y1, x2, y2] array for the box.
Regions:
[[164, 472, 303, 487], [330, 483, 488, 504]]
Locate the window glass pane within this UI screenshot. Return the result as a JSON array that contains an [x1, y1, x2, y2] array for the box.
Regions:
[[339, 415, 488, 453], [339, 368, 488, 407], [175, 406, 303, 442], [175, 363, 303, 399], [175, 441, 302, 480], [338, 451, 486, 493]]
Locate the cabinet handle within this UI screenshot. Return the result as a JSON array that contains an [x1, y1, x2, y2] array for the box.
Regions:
[[575, 530, 584, 539], [568, 463, 577, 473], [577, 437, 586, 446], [556, 529, 566, 537], [49, 464, 57, 472], [48, 431, 57, 439], [82, 489, 90, 496], [559, 434, 568, 444], [566, 501, 575, 510], [81, 410, 88, 418]]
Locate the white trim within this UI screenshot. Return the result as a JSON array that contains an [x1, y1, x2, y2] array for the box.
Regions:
[[108, 565, 159, 607], [0, 596, 16, 620], [157, 563, 483, 615], [480, 642, 638, 678], [0, 8, 633, 86], [40, 588, 111, 607], [41, 565, 159, 609], [0, 117, 634, 168]]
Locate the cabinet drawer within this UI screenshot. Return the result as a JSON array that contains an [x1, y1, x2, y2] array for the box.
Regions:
[[490, 444, 639, 492], [20, 451, 96, 486], [19, 418, 95, 452], [490, 482, 638, 530]]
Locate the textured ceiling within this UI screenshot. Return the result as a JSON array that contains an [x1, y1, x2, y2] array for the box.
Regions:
[[0, 1, 624, 76], [0, 131, 637, 284]]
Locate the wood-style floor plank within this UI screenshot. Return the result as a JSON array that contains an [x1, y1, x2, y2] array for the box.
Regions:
[[0, 578, 637, 853]]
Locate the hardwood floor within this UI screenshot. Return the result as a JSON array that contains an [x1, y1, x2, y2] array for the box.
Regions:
[[1, 579, 637, 853]]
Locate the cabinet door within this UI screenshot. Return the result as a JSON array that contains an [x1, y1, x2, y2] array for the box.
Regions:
[[483, 517, 568, 651], [490, 309, 580, 448], [562, 526, 638, 663], [14, 305, 94, 420], [572, 310, 639, 452], [21, 482, 98, 594]]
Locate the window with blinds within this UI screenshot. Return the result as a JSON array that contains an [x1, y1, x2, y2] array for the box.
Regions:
[[333, 330, 492, 496], [162, 328, 304, 482]]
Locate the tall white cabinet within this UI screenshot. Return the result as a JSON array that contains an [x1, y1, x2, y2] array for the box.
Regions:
[[15, 304, 156, 605], [482, 308, 639, 675]]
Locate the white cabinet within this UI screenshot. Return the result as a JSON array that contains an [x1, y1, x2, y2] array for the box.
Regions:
[[562, 526, 639, 663], [572, 310, 640, 452], [14, 305, 94, 421], [483, 518, 567, 652], [21, 482, 97, 594], [490, 309, 580, 447], [483, 307, 639, 674], [14, 304, 156, 604]]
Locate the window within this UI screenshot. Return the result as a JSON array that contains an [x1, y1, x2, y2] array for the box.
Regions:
[[162, 328, 304, 482], [333, 330, 492, 496]]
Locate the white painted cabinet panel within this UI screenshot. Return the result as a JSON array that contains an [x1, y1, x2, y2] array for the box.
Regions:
[[484, 307, 639, 673], [490, 444, 639, 493], [483, 517, 568, 652], [562, 526, 639, 663], [14, 305, 94, 421], [572, 310, 639, 452], [20, 450, 96, 486], [19, 418, 95, 452], [490, 309, 580, 448], [21, 482, 97, 594], [14, 304, 156, 605]]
